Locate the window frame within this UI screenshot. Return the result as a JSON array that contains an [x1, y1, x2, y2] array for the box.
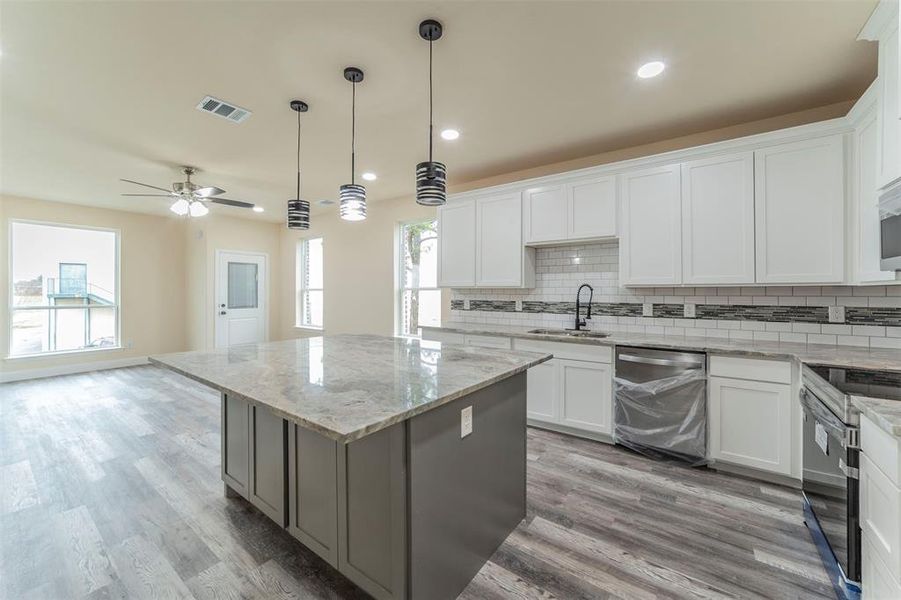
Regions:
[[295, 236, 324, 330], [395, 218, 440, 338], [7, 219, 122, 359]]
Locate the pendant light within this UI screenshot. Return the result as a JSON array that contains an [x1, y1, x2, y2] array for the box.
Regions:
[[287, 100, 311, 229], [339, 67, 366, 221], [416, 19, 447, 206]]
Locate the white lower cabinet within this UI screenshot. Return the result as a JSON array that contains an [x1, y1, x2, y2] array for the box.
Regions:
[[559, 359, 612, 434], [863, 534, 901, 599], [861, 413, 901, 596], [526, 359, 557, 421], [708, 374, 793, 476]]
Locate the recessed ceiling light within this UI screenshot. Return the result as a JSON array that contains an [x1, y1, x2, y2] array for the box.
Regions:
[[362, 172, 377, 181], [637, 61, 665, 79], [440, 129, 460, 141], [252, 206, 264, 213]]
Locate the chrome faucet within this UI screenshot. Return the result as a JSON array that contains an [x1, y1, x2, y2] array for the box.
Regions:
[[574, 284, 593, 331]]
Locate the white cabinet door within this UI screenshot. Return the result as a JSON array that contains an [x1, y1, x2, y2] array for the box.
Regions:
[[861, 453, 901, 580], [567, 174, 617, 240], [878, 23, 901, 189], [559, 360, 612, 435], [681, 152, 755, 285], [619, 164, 682, 286], [476, 193, 524, 287], [855, 104, 897, 283], [709, 376, 793, 475], [863, 533, 901, 600], [523, 185, 567, 243], [527, 359, 558, 422], [754, 135, 845, 284], [437, 199, 476, 287]]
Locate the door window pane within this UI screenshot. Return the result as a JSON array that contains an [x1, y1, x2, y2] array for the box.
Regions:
[[228, 262, 258, 309]]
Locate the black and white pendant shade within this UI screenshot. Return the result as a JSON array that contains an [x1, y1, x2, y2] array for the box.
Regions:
[[340, 67, 367, 222], [339, 183, 366, 221], [287, 99, 311, 230], [416, 19, 447, 206], [287, 198, 310, 229], [415, 161, 447, 206]]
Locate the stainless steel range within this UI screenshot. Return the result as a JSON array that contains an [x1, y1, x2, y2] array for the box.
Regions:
[[801, 364, 901, 599]]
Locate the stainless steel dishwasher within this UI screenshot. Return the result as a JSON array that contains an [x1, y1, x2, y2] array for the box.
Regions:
[[614, 346, 708, 465]]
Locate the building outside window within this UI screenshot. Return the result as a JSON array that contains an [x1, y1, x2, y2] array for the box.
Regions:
[[9, 221, 119, 357], [398, 219, 440, 337], [296, 237, 323, 329]]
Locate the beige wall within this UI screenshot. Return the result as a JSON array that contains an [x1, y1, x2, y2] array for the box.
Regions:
[[1, 195, 187, 376], [278, 196, 448, 338]]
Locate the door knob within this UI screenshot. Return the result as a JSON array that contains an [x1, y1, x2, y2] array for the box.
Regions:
[[219, 311, 227, 315]]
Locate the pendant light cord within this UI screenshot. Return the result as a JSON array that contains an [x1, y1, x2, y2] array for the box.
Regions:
[[296, 107, 301, 200], [351, 81, 356, 185], [428, 37, 433, 162]]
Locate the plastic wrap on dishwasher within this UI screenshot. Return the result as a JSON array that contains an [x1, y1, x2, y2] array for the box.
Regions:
[[613, 368, 708, 466]]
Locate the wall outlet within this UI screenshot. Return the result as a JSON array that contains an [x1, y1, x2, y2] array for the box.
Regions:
[[828, 306, 846, 323], [463, 299, 470, 310], [642, 303, 653, 317], [684, 303, 696, 318], [461, 406, 473, 438]]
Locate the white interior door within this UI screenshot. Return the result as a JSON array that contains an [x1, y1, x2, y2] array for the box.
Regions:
[[215, 251, 267, 348]]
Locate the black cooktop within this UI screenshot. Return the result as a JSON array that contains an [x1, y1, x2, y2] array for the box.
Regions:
[[809, 365, 901, 402]]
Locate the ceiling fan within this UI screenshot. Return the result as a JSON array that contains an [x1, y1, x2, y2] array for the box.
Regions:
[[120, 166, 262, 217]]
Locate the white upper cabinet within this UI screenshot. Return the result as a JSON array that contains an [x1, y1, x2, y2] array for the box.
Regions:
[[861, 0, 901, 189], [476, 193, 530, 286], [437, 199, 476, 287], [619, 164, 682, 286], [879, 19, 900, 188], [681, 152, 755, 285], [523, 174, 617, 244], [523, 185, 567, 243], [567, 175, 617, 240], [754, 135, 845, 284]]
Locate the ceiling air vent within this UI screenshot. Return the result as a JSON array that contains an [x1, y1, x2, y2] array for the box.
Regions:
[[196, 95, 251, 124]]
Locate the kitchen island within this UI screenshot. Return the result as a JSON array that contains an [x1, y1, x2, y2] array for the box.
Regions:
[[150, 334, 551, 600]]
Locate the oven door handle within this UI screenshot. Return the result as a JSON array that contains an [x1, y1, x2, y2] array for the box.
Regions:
[[839, 458, 859, 480]]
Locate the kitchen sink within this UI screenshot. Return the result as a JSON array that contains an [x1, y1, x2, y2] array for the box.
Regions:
[[527, 328, 611, 338]]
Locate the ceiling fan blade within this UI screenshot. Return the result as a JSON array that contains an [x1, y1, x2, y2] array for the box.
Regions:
[[121, 193, 173, 197], [120, 178, 173, 193], [208, 198, 255, 209], [194, 186, 226, 197]]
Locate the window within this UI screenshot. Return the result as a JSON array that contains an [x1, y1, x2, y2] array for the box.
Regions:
[[9, 221, 119, 357], [296, 237, 323, 329], [397, 219, 440, 337]]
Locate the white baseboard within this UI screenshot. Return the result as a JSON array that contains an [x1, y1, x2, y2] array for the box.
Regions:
[[1, 356, 150, 383]]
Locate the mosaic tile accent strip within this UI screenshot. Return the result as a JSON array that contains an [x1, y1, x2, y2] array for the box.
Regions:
[[521, 301, 642, 316], [469, 300, 516, 312], [450, 299, 464, 310], [846, 307, 901, 327], [696, 304, 828, 323], [652, 304, 684, 318]]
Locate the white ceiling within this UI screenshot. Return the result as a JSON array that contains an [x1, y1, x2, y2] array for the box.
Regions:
[[1, 1, 877, 222]]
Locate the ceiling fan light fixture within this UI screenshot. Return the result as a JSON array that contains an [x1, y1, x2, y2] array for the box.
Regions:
[[287, 100, 311, 230], [339, 67, 367, 222], [189, 200, 209, 217], [170, 198, 190, 216], [416, 19, 447, 207]]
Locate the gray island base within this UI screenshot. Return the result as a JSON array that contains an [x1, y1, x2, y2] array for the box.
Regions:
[[151, 335, 550, 600]]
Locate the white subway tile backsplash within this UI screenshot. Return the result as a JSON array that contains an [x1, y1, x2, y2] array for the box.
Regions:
[[451, 240, 901, 349]]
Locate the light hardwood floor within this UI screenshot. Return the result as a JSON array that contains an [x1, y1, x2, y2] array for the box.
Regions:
[[0, 365, 833, 599]]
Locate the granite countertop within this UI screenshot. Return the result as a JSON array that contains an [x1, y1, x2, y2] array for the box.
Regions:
[[422, 324, 901, 373], [150, 334, 551, 443], [852, 396, 901, 438]]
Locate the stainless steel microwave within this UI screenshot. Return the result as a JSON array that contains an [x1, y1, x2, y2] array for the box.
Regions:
[[880, 183, 901, 271]]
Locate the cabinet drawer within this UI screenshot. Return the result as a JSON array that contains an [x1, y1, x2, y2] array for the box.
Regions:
[[861, 453, 901, 580], [463, 334, 512, 349], [709, 355, 791, 384], [513, 338, 612, 363], [862, 415, 901, 488], [421, 330, 465, 346], [863, 530, 901, 598]]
